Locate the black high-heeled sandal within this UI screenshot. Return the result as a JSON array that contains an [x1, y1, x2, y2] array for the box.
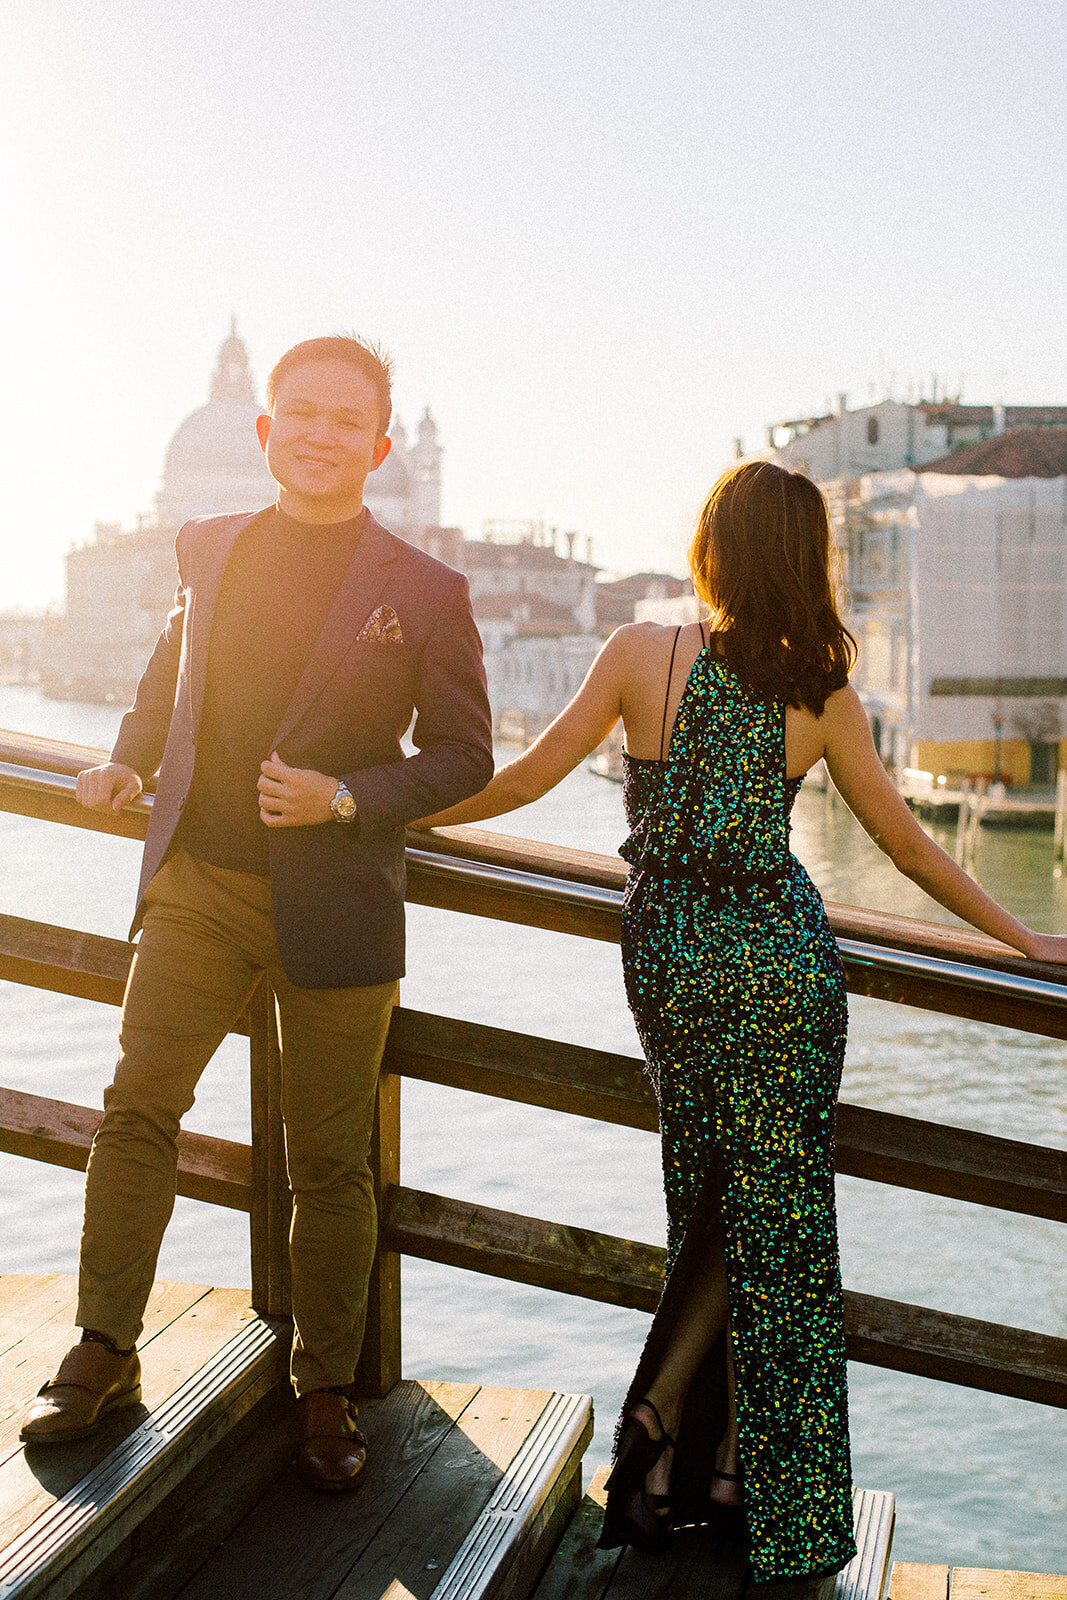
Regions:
[[707, 1465, 745, 1531], [605, 1398, 677, 1553]]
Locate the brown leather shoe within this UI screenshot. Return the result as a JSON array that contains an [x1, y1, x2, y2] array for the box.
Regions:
[[295, 1390, 368, 1491], [20, 1340, 142, 1445]]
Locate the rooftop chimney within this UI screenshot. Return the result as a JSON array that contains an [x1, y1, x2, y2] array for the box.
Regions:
[[992, 404, 1007, 436], [835, 393, 849, 418]]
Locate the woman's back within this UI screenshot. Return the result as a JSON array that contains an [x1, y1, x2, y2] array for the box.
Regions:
[[619, 629, 804, 883], [614, 620, 830, 782]]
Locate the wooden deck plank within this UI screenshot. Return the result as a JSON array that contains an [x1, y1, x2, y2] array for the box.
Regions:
[[0, 1281, 251, 1551], [449, 1383, 554, 1467], [889, 1568, 950, 1600], [174, 1379, 482, 1600], [327, 1386, 561, 1600], [836, 1489, 895, 1600], [609, 1528, 749, 1600], [0, 1278, 212, 1469], [951, 1573, 1067, 1600], [530, 1465, 623, 1600], [0, 1278, 77, 1359], [135, 1287, 257, 1411]]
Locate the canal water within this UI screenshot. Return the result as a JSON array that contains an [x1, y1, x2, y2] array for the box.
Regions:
[[0, 683, 1063, 1573]]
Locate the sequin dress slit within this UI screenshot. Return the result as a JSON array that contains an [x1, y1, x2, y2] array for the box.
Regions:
[[599, 630, 857, 1582]]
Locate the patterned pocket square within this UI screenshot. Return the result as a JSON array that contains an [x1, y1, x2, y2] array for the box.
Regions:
[[356, 604, 404, 644]]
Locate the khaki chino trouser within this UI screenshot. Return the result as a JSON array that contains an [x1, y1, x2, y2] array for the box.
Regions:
[[77, 850, 397, 1395]]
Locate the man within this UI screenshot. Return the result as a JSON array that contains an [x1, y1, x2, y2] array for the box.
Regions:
[[20, 336, 494, 1489]]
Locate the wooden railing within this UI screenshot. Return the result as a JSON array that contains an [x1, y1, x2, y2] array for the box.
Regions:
[[1, 728, 1065, 1409]]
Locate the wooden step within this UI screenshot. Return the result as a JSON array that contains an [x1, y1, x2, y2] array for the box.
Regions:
[[0, 1276, 287, 1600], [532, 1468, 895, 1600], [102, 1378, 592, 1600]]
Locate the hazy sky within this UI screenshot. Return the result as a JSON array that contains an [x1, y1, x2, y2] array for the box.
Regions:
[[4, 0, 1065, 605]]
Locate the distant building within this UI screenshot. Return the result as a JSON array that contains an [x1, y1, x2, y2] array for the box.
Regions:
[[764, 395, 1067, 480], [0, 611, 49, 683], [44, 325, 455, 702], [488, 633, 601, 745], [594, 572, 691, 633], [463, 524, 598, 628], [365, 407, 457, 562], [469, 554, 695, 741], [460, 523, 601, 741], [829, 427, 1067, 785]]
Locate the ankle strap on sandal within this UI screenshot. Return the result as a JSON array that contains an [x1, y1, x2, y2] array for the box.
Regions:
[[638, 1397, 676, 1449]]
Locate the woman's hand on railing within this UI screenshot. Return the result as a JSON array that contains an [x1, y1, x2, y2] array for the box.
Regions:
[[75, 762, 143, 812], [1020, 931, 1067, 965]]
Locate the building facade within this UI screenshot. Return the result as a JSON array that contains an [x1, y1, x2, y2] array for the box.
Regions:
[[459, 525, 601, 741], [829, 430, 1067, 786], [0, 611, 49, 684], [765, 396, 1067, 481]]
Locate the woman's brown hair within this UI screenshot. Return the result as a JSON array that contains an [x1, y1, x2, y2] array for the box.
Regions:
[[688, 460, 856, 715]]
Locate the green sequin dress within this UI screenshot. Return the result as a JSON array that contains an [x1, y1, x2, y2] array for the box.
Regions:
[[600, 641, 856, 1582]]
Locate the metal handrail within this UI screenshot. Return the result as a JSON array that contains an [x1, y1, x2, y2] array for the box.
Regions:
[[410, 849, 1067, 1006], [0, 760, 154, 814], [3, 756, 1066, 1013]]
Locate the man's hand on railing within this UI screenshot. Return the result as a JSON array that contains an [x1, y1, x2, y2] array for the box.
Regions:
[[75, 762, 143, 812]]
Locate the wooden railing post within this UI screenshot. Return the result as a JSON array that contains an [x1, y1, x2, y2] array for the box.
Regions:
[[353, 1068, 402, 1396], [249, 978, 292, 1319]]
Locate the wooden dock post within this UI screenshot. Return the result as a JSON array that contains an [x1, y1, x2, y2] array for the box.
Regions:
[[354, 1066, 402, 1395], [954, 778, 972, 865], [1054, 764, 1067, 865], [249, 978, 292, 1319]]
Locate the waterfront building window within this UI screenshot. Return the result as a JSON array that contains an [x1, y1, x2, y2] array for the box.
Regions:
[[867, 416, 880, 445]]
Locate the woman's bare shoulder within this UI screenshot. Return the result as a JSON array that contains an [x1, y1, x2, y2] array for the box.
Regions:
[[611, 619, 705, 656], [819, 682, 867, 728]]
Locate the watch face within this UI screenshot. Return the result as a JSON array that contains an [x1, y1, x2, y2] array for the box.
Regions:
[[333, 791, 358, 821]]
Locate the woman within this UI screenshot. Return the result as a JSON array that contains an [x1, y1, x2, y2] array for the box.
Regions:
[[415, 461, 1067, 1584]]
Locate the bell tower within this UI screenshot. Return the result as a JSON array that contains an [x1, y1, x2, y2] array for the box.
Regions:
[[411, 406, 443, 526]]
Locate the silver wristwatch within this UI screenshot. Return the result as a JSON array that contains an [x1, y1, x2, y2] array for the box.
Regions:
[[330, 780, 359, 823]]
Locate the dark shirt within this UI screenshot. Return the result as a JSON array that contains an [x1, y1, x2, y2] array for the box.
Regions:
[[178, 505, 364, 874]]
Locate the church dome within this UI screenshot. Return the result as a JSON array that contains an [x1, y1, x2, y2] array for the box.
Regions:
[[155, 322, 274, 527]]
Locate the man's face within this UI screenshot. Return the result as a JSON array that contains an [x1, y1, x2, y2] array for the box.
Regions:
[[256, 359, 391, 518]]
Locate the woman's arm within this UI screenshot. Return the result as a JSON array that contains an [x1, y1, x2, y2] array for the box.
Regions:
[[412, 630, 629, 829], [822, 687, 1067, 963]]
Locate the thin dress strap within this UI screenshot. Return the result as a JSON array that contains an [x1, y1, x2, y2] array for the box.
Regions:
[[659, 626, 682, 761]]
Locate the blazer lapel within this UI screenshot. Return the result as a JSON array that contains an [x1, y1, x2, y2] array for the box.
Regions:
[[187, 510, 263, 734], [271, 511, 399, 751]]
